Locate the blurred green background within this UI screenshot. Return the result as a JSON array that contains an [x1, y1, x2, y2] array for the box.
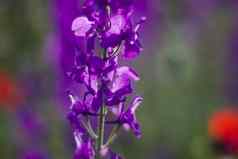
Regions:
[[0, 0, 237, 158]]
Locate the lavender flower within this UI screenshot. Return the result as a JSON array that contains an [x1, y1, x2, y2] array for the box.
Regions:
[[17, 110, 46, 140], [66, 0, 145, 158], [15, 109, 48, 159]]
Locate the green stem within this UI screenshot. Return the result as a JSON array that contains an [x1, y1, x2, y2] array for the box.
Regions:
[[105, 125, 121, 147], [96, 105, 106, 158], [96, 48, 108, 159]]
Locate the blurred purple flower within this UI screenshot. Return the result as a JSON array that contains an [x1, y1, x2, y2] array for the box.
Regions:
[[21, 149, 47, 159], [17, 110, 46, 139], [50, 0, 81, 73], [224, 19, 238, 103], [184, 0, 218, 18], [45, 0, 82, 106]]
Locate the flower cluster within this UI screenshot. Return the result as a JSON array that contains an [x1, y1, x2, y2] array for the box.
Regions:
[[67, 0, 145, 158]]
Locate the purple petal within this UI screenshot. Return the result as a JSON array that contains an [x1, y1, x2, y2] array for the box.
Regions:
[[121, 96, 143, 138], [84, 73, 99, 94], [122, 17, 146, 59], [111, 66, 139, 92], [91, 90, 103, 112], [101, 13, 128, 48], [106, 84, 132, 106], [129, 96, 143, 113], [67, 111, 85, 132], [72, 16, 94, 37], [107, 15, 126, 35], [110, 102, 124, 117], [123, 40, 143, 59], [74, 130, 84, 148], [89, 56, 105, 74], [116, 66, 140, 81], [74, 138, 95, 159]]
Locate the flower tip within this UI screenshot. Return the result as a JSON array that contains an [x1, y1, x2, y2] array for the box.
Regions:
[[129, 68, 140, 81], [131, 96, 143, 110], [68, 94, 76, 105]]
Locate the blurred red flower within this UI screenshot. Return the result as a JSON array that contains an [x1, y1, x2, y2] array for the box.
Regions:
[[0, 71, 24, 111], [208, 108, 238, 154]]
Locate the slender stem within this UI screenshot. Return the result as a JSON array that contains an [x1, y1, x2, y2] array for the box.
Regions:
[[105, 125, 121, 147], [98, 106, 106, 146], [81, 117, 98, 139], [96, 49, 107, 159], [96, 105, 106, 158]]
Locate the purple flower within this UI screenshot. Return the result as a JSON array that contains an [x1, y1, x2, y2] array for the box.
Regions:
[[72, 17, 95, 37], [21, 150, 47, 159], [110, 96, 143, 138], [105, 66, 139, 106], [73, 131, 95, 159], [17, 110, 46, 140], [119, 96, 143, 138], [70, 0, 145, 53], [107, 15, 127, 35], [65, 0, 145, 158], [110, 66, 140, 91], [122, 17, 146, 59]]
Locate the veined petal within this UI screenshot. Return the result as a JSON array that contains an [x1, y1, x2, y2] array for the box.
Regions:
[[116, 66, 140, 81], [111, 66, 139, 92], [107, 14, 126, 35], [72, 16, 94, 37]]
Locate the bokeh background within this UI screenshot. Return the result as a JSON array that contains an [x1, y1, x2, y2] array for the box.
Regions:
[[1, 0, 238, 158]]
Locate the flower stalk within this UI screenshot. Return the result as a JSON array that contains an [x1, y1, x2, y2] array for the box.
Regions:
[[66, 1, 145, 158], [96, 105, 106, 158]]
